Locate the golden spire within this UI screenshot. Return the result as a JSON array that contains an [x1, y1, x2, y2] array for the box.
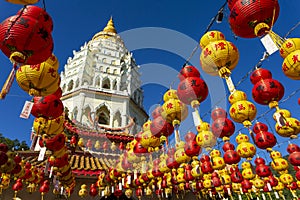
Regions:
[[92, 17, 117, 40], [103, 16, 117, 34]]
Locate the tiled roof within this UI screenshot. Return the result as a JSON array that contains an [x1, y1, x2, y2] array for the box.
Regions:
[[18, 150, 119, 178]]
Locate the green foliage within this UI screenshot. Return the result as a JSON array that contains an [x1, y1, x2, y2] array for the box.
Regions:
[[0, 133, 29, 151]]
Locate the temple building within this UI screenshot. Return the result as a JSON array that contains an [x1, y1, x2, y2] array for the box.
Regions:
[[60, 17, 148, 134]]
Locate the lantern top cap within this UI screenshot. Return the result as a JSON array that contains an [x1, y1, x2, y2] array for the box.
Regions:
[[92, 17, 117, 40]]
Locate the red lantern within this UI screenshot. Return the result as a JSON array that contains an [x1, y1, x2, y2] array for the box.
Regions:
[[212, 172, 222, 187], [223, 142, 241, 165], [151, 105, 163, 119], [251, 68, 284, 105], [178, 65, 200, 81], [152, 159, 163, 177], [133, 141, 148, 155], [255, 157, 272, 177], [39, 180, 50, 193], [89, 184, 98, 197], [12, 178, 23, 191], [31, 94, 64, 119], [43, 133, 66, 151], [211, 107, 227, 120], [166, 148, 180, 169], [212, 118, 235, 139], [184, 140, 201, 157], [241, 179, 253, 190], [0, 151, 8, 165], [177, 77, 208, 105], [184, 131, 196, 143], [228, 0, 280, 38], [252, 122, 277, 150], [184, 164, 194, 182], [200, 154, 214, 174], [211, 107, 235, 141], [288, 144, 300, 166], [230, 166, 243, 183], [150, 116, 174, 137], [0, 6, 53, 64]]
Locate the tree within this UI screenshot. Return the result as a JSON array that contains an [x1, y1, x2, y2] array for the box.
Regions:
[[0, 133, 29, 151]]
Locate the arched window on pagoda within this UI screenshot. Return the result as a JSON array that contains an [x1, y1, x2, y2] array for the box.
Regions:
[[96, 106, 110, 125], [82, 106, 92, 126], [112, 80, 117, 90], [95, 76, 100, 87], [67, 80, 74, 91], [102, 77, 110, 89], [113, 111, 121, 127], [72, 107, 78, 121], [75, 79, 79, 88]]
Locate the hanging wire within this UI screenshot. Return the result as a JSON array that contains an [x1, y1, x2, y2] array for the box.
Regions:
[[284, 21, 300, 38], [42, 0, 47, 10], [183, 0, 228, 67], [3, 5, 27, 45]]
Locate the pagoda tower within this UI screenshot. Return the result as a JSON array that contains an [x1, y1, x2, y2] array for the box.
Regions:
[[60, 18, 148, 134]]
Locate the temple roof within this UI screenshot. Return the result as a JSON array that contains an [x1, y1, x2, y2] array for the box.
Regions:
[[18, 150, 119, 178]]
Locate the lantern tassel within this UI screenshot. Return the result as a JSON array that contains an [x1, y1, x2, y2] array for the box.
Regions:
[[0, 64, 17, 99]]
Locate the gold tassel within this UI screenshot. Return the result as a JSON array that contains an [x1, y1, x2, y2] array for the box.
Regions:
[[0, 64, 17, 99]]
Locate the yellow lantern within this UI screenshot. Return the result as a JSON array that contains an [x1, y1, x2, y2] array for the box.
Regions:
[[210, 150, 225, 170], [140, 130, 151, 148], [142, 120, 152, 131], [199, 31, 225, 49], [229, 90, 257, 127], [33, 115, 64, 136], [200, 40, 239, 76], [161, 98, 188, 124], [158, 154, 170, 173], [236, 133, 256, 160], [5, 0, 39, 4], [280, 38, 300, 58], [174, 141, 191, 164], [252, 177, 265, 189], [274, 180, 285, 191], [280, 38, 300, 80], [203, 174, 212, 189], [191, 158, 202, 178], [163, 89, 178, 101], [16, 55, 60, 96], [196, 130, 216, 151], [270, 150, 289, 172], [176, 167, 185, 183], [273, 109, 300, 138], [241, 161, 255, 180], [148, 135, 160, 148], [279, 173, 294, 185]]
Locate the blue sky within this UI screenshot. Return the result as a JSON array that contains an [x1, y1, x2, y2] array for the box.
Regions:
[[0, 0, 299, 160]]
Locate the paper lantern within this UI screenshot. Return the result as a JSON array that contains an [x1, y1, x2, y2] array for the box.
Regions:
[[177, 76, 208, 105], [228, 0, 280, 38], [200, 39, 239, 76], [16, 54, 60, 96], [178, 65, 200, 80], [0, 6, 53, 64], [251, 68, 284, 105], [31, 94, 64, 119]]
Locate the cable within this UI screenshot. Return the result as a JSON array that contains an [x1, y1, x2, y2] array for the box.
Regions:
[[183, 0, 228, 66], [284, 21, 300, 38]]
